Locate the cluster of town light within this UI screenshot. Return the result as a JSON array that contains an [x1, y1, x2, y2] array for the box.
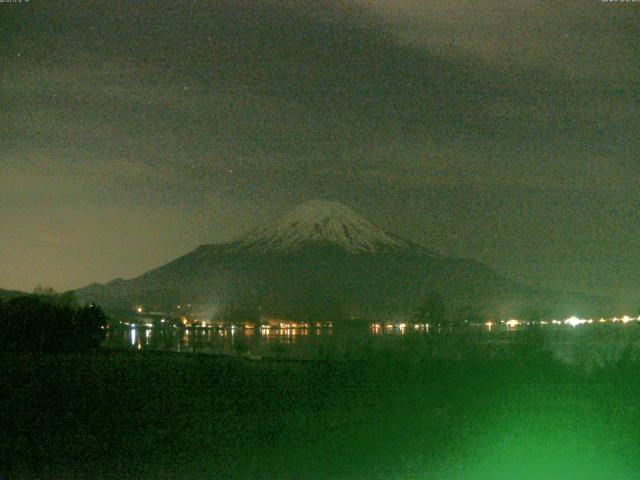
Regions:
[[371, 323, 430, 332], [561, 315, 637, 327], [131, 304, 639, 332], [495, 315, 640, 329]]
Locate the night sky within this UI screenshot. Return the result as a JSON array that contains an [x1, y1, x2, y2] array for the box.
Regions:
[[2, 1, 639, 304]]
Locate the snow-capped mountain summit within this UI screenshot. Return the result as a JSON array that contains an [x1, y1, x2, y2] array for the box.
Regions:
[[236, 200, 431, 255]]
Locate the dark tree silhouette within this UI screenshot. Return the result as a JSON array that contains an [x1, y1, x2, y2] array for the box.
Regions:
[[454, 305, 483, 324], [0, 291, 108, 354], [221, 302, 260, 324], [415, 292, 447, 324]]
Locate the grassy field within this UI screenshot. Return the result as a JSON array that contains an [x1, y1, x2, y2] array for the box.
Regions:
[[1, 344, 639, 479]]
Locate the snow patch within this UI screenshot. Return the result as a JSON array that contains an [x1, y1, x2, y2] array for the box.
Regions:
[[236, 200, 427, 255]]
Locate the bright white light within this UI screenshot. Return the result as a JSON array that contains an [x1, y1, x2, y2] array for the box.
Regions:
[[506, 319, 519, 329], [622, 315, 632, 324], [136, 307, 143, 313], [564, 316, 585, 327]]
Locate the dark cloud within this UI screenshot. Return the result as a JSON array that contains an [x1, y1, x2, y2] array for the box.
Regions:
[[1, 0, 639, 305]]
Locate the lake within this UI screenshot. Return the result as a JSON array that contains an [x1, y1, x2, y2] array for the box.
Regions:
[[103, 320, 640, 368]]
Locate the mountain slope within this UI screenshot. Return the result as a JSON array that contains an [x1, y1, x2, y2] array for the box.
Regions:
[[76, 200, 608, 320]]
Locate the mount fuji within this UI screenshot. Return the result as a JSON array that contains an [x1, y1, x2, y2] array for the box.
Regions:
[[233, 200, 432, 256], [76, 200, 606, 320]]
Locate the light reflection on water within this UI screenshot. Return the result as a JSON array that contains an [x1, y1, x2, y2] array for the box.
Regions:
[[103, 321, 640, 364], [105, 325, 342, 359]]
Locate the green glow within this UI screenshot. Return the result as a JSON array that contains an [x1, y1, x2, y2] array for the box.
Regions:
[[402, 394, 637, 480]]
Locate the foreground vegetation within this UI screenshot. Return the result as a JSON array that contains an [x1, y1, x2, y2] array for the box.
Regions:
[[1, 344, 639, 479], [0, 292, 107, 354]]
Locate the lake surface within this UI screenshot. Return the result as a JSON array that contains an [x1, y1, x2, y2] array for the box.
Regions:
[[103, 321, 640, 368]]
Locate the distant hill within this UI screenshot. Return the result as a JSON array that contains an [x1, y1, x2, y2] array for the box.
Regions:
[[0, 288, 30, 301], [76, 200, 609, 320]]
